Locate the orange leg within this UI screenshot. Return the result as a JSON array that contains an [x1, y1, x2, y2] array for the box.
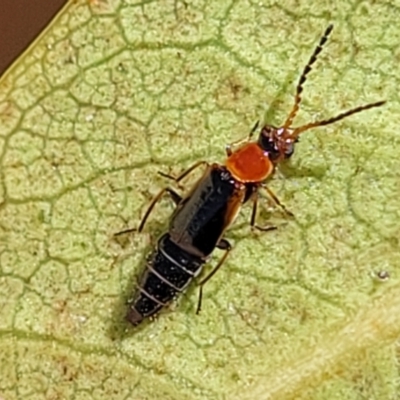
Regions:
[[115, 161, 209, 236], [261, 184, 294, 218], [114, 187, 181, 236], [196, 239, 231, 314], [250, 195, 278, 232], [158, 160, 208, 183]]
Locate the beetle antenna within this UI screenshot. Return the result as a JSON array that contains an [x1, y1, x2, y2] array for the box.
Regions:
[[292, 100, 386, 137], [283, 24, 334, 129]]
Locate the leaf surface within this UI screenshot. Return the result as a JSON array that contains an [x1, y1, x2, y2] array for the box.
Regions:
[[0, 1, 399, 399]]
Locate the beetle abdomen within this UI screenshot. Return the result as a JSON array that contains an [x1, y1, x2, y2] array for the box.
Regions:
[[127, 233, 204, 326]]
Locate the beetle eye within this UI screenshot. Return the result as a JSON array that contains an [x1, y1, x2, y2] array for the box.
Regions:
[[283, 137, 299, 159], [258, 126, 281, 161], [283, 142, 294, 158]]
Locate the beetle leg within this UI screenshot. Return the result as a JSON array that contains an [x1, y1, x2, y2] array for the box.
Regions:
[[158, 160, 209, 183], [260, 184, 294, 218], [139, 161, 209, 233], [114, 187, 182, 236], [226, 121, 260, 156], [216, 238, 230, 250], [116, 162, 209, 237], [196, 240, 232, 314], [248, 120, 260, 140], [250, 195, 278, 232], [137, 187, 183, 232]]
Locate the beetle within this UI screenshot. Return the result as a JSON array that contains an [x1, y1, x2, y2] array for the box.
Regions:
[[121, 24, 385, 326]]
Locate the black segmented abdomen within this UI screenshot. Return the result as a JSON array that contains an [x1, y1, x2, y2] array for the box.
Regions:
[[127, 233, 204, 326]]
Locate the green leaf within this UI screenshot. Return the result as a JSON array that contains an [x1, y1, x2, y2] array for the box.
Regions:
[[0, 1, 399, 399]]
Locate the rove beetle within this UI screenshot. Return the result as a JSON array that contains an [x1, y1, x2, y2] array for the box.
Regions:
[[121, 24, 385, 326]]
